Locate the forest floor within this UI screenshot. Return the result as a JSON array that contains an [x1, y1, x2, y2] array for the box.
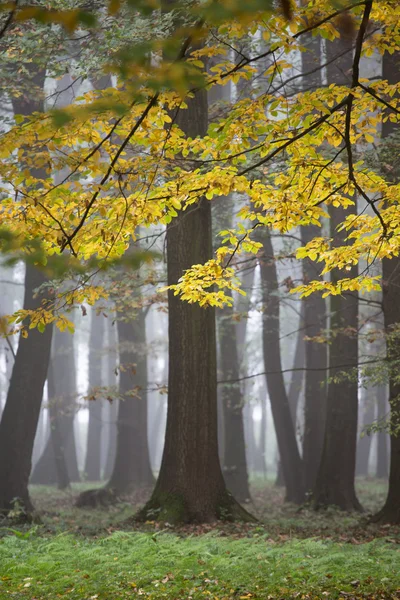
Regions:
[[0, 479, 399, 599]]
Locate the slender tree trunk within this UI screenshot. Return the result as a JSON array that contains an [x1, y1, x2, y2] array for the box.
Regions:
[[107, 311, 154, 491], [356, 388, 374, 477], [0, 267, 53, 516], [300, 29, 328, 493], [84, 309, 105, 481], [256, 228, 304, 503], [275, 318, 305, 487], [76, 303, 154, 506], [30, 326, 79, 485], [312, 31, 361, 512], [374, 50, 400, 522], [376, 385, 389, 479], [47, 361, 70, 490], [103, 316, 118, 481]]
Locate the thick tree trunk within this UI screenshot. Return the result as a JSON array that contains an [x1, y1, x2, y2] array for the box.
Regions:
[[30, 326, 80, 485], [312, 31, 361, 512], [256, 228, 305, 503], [0, 267, 53, 517], [0, 69, 54, 517], [138, 81, 252, 522], [374, 49, 400, 522], [84, 310, 105, 481]]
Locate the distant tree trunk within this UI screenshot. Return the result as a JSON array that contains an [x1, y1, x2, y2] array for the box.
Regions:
[[376, 385, 389, 479], [84, 309, 105, 481], [219, 305, 251, 502], [213, 195, 250, 503], [374, 50, 400, 523], [275, 318, 305, 487], [47, 361, 70, 490], [103, 316, 118, 481], [107, 311, 154, 491], [138, 48, 253, 521], [76, 305, 154, 506], [256, 228, 304, 503], [356, 388, 374, 477], [30, 326, 80, 485], [0, 267, 53, 516], [312, 31, 361, 512]]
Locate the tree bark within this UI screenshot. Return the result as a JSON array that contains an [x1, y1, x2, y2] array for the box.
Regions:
[[0, 68, 54, 517], [356, 388, 374, 477], [376, 385, 389, 479], [76, 304, 154, 506], [256, 228, 305, 503], [0, 267, 53, 517], [30, 326, 80, 486], [373, 50, 400, 522], [300, 29, 328, 494], [103, 316, 118, 481], [138, 73, 253, 523], [275, 316, 305, 487], [84, 309, 105, 481], [312, 31, 361, 512]]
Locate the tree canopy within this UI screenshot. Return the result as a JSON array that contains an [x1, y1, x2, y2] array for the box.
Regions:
[[0, 0, 399, 332]]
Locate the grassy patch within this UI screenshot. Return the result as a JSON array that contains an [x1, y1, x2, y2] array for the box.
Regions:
[[0, 531, 399, 599]]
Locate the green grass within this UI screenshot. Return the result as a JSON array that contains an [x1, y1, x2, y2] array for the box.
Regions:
[[0, 531, 399, 599], [0, 479, 398, 599]]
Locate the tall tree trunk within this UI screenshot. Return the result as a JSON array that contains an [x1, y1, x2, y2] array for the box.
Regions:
[[376, 385, 389, 479], [0, 267, 53, 516], [0, 68, 54, 517], [312, 31, 361, 512], [356, 388, 374, 477], [47, 361, 70, 490], [275, 317, 305, 487], [300, 28, 328, 494], [256, 228, 305, 503], [103, 316, 118, 481], [138, 58, 252, 521], [374, 50, 400, 522], [107, 310, 154, 491], [30, 326, 79, 485], [76, 305, 154, 506], [84, 309, 105, 481]]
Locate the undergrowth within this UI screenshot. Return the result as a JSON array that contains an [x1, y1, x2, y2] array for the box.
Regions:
[[0, 531, 399, 599]]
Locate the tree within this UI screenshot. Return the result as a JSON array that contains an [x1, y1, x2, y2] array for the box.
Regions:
[[0, 266, 53, 516], [256, 228, 305, 503], [31, 325, 80, 486], [0, 66, 54, 517], [138, 39, 252, 520], [77, 300, 154, 506], [373, 50, 400, 523], [84, 308, 105, 481], [312, 25, 361, 512]]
